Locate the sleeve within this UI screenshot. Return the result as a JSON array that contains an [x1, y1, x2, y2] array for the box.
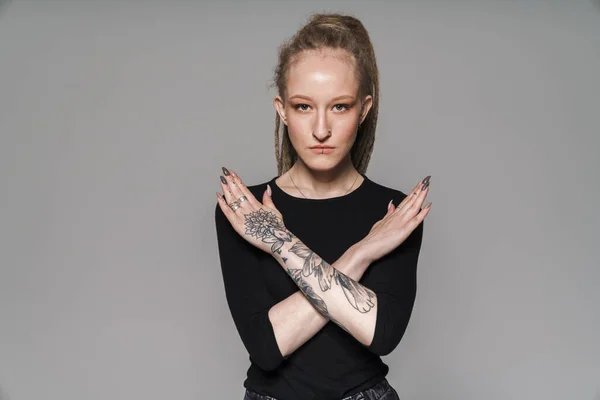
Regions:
[[214, 203, 285, 371], [365, 217, 424, 356]]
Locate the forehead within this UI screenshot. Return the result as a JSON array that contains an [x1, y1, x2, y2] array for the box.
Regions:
[[286, 49, 359, 98]]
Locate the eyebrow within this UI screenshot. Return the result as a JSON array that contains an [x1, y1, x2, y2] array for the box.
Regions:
[[288, 94, 356, 102]]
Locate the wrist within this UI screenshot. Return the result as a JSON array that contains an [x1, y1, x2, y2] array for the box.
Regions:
[[354, 240, 375, 264], [264, 227, 294, 258], [341, 242, 371, 280]]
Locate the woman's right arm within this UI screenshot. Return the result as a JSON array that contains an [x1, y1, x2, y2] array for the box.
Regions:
[[216, 203, 284, 371]]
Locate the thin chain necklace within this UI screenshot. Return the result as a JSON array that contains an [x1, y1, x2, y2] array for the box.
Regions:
[[288, 170, 360, 199]]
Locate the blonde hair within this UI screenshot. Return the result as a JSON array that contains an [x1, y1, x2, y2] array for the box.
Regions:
[[272, 12, 380, 175]]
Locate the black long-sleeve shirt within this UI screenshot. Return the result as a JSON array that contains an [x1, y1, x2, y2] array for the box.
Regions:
[[214, 174, 424, 400]]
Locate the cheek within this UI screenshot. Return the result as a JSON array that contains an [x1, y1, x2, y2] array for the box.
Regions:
[[332, 118, 359, 143], [286, 117, 308, 143]]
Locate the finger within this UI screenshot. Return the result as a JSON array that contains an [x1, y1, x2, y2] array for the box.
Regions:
[[229, 169, 262, 208], [395, 179, 424, 211], [261, 188, 284, 220], [382, 182, 418, 224], [407, 180, 430, 216], [409, 202, 432, 227], [221, 168, 250, 210], [262, 185, 280, 213], [399, 201, 431, 238], [395, 187, 420, 215], [219, 167, 238, 203], [396, 178, 430, 216], [223, 168, 259, 209], [219, 175, 235, 204], [400, 186, 419, 208], [374, 199, 400, 229], [216, 191, 239, 223], [385, 199, 395, 216]]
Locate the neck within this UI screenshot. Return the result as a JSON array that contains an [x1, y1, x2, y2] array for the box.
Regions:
[[286, 156, 362, 199]]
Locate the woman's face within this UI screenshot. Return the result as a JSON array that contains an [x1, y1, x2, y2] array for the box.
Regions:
[[274, 49, 372, 173]]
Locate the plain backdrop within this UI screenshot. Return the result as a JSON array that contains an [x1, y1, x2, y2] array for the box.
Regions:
[[1, 1, 599, 399]]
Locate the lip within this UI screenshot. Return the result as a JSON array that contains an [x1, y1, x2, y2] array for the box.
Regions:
[[310, 146, 335, 154]]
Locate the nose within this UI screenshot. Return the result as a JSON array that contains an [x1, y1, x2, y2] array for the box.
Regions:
[[312, 112, 332, 141]]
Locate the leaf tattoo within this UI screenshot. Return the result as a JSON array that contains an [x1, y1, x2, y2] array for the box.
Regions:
[[288, 241, 376, 313], [335, 273, 376, 313], [289, 242, 334, 291], [287, 268, 329, 316], [243, 209, 292, 254]]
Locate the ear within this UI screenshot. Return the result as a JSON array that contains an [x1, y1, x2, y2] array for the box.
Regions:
[[273, 96, 287, 126], [359, 95, 373, 125]]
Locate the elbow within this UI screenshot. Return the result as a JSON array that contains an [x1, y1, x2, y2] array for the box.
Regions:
[[239, 313, 285, 372], [368, 320, 410, 357], [246, 331, 285, 371], [369, 336, 402, 357], [368, 290, 417, 357], [250, 351, 284, 372]]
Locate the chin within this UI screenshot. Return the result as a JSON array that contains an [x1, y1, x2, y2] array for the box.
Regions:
[[301, 154, 344, 172]]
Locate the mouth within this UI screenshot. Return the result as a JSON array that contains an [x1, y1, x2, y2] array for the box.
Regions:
[[309, 146, 335, 154]]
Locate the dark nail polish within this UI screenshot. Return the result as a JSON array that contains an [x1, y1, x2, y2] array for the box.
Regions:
[[220, 175, 227, 184], [421, 175, 431, 190], [222, 167, 230, 176]]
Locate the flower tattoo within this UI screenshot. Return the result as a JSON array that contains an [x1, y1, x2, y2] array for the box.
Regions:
[[244, 209, 292, 254]]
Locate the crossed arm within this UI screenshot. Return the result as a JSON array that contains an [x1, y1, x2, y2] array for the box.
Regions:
[[268, 232, 378, 356], [216, 203, 423, 371]]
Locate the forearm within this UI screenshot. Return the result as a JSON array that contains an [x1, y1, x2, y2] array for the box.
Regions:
[[268, 244, 369, 357], [274, 235, 378, 347]]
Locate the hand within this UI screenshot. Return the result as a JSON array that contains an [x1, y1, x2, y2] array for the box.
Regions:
[[216, 167, 293, 255], [359, 176, 432, 264]]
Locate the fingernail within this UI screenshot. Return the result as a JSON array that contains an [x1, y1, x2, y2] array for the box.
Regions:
[[421, 175, 431, 190], [216, 192, 223, 199], [267, 184, 272, 196], [424, 201, 431, 209], [388, 199, 393, 209], [220, 176, 227, 184], [222, 167, 230, 176]]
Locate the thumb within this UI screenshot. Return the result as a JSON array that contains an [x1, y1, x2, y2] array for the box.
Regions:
[[371, 199, 395, 233], [385, 199, 395, 216], [262, 184, 279, 211]]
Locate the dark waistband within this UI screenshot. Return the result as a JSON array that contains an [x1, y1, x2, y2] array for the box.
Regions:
[[244, 378, 391, 400]]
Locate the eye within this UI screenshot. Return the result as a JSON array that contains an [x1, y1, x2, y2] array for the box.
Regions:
[[333, 104, 350, 112], [294, 104, 311, 112]]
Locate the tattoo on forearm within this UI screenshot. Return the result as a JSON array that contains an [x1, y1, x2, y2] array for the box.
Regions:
[[243, 209, 292, 254], [287, 268, 329, 316], [288, 241, 376, 314], [287, 268, 349, 332]]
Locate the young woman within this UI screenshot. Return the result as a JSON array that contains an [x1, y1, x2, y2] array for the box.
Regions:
[[215, 13, 431, 400]]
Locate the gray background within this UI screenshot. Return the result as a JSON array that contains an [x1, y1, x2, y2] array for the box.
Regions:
[[0, 0, 599, 399]]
